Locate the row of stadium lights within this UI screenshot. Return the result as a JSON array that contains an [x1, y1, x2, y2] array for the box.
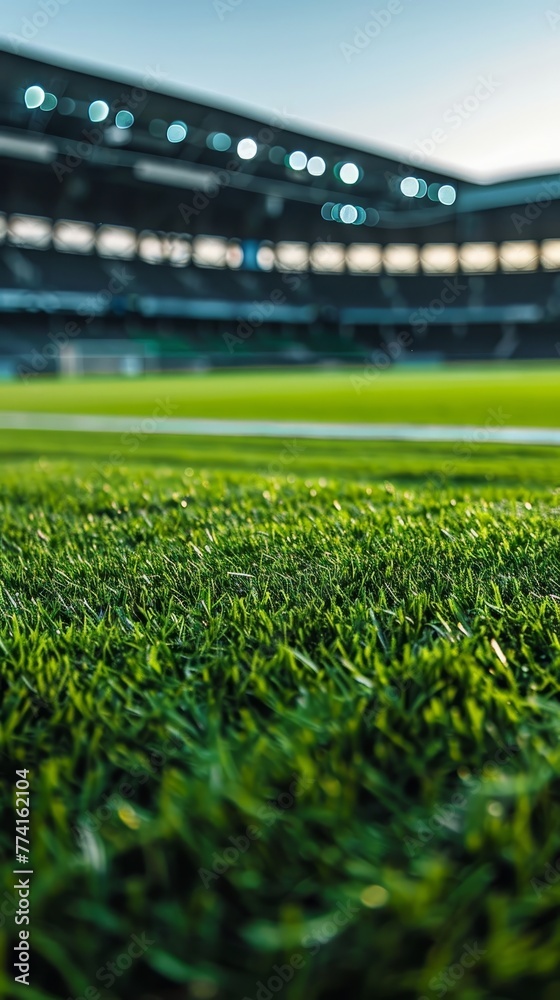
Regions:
[[23, 86, 357, 183], [400, 177, 457, 206], [22, 86, 455, 203], [2, 214, 557, 274]]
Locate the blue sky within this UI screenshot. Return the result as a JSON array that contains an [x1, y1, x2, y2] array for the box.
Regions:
[[3, 0, 559, 181]]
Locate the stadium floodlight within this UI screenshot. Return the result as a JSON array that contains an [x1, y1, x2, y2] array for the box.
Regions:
[[207, 132, 232, 151], [96, 225, 137, 259], [340, 204, 359, 224], [458, 242, 498, 273], [237, 138, 258, 160], [438, 184, 457, 206], [167, 121, 188, 143], [420, 243, 459, 274], [346, 243, 383, 274], [8, 214, 51, 250], [53, 220, 95, 254], [288, 151, 308, 171], [307, 156, 326, 176], [256, 242, 275, 271], [275, 242, 309, 271], [40, 93, 58, 112], [310, 243, 346, 273], [88, 100, 110, 123], [383, 244, 420, 274], [115, 110, 134, 129], [339, 162, 361, 185], [540, 239, 560, 270], [167, 235, 192, 267], [193, 235, 228, 268], [226, 241, 244, 269], [400, 176, 420, 197], [138, 232, 166, 264], [24, 86, 45, 109], [499, 241, 539, 272]]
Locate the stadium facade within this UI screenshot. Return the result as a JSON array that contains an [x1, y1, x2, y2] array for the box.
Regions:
[[1, 46, 560, 375]]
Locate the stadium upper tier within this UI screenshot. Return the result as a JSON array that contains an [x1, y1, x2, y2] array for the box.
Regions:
[[1, 46, 560, 362], [2, 46, 560, 245]]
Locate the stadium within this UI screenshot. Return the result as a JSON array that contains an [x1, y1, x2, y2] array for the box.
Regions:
[[2, 48, 560, 374], [0, 26, 560, 1000]]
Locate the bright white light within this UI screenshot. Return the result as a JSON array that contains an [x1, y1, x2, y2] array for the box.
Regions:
[[540, 239, 560, 270], [138, 232, 165, 264], [8, 214, 51, 249], [340, 204, 358, 224], [288, 150, 307, 171], [383, 244, 420, 274], [24, 86, 45, 109], [420, 244, 459, 274], [346, 243, 383, 274], [167, 121, 187, 143], [53, 220, 95, 254], [40, 93, 57, 112], [96, 225, 136, 259], [458, 242, 498, 273], [275, 242, 309, 271], [193, 235, 228, 268], [256, 243, 275, 271], [339, 162, 360, 185], [115, 110, 134, 129], [307, 156, 326, 176], [499, 241, 539, 272], [89, 101, 109, 123], [438, 184, 457, 206], [310, 243, 346, 273], [237, 138, 257, 160], [226, 241, 243, 269], [400, 176, 420, 197]]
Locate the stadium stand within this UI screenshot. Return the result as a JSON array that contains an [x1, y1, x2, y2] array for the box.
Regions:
[[1, 46, 560, 373]]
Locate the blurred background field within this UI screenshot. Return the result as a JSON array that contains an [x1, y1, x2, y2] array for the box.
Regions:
[[2, 363, 559, 425]]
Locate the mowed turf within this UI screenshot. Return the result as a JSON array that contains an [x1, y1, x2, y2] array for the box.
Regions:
[[2, 361, 560, 426], [0, 366, 560, 999]]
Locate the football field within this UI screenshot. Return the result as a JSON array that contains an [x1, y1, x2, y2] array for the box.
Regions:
[[1, 363, 559, 1000]]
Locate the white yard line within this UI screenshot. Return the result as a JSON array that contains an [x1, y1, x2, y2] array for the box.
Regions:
[[0, 411, 559, 445]]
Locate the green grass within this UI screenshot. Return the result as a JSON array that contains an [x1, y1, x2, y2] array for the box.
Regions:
[[1, 366, 560, 999], [3, 361, 560, 426]]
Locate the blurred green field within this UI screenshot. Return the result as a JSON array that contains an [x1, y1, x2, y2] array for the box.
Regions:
[[1, 364, 560, 999], [3, 361, 560, 426]]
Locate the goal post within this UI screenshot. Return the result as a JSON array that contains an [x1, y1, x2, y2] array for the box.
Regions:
[[59, 340, 158, 376]]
